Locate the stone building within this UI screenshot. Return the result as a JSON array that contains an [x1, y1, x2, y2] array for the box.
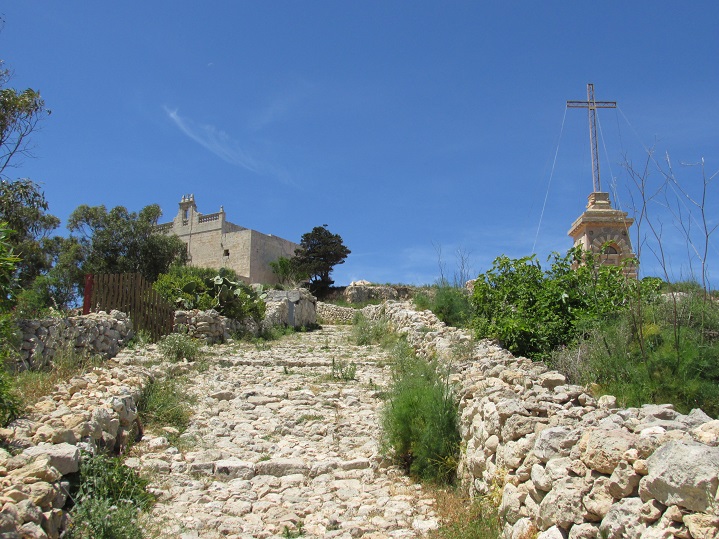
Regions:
[[568, 191, 637, 278], [157, 194, 298, 284]]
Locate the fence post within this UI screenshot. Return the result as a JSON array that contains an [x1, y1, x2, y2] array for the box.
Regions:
[[82, 274, 94, 315]]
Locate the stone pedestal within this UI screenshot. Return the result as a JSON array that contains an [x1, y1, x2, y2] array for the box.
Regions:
[[568, 192, 637, 278]]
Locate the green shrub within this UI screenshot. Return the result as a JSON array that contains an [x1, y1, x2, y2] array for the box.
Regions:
[[154, 266, 266, 323], [351, 313, 390, 345], [414, 286, 471, 328], [157, 332, 202, 362], [67, 453, 153, 539], [472, 248, 636, 361], [330, 358, 357, 381], [137, 377, 194, 436], [551, 287, 719, 416], [125, 329, 152, 349], [0, 312, 20, 426], [381, 339, 460, 483], [0, 368, 20, 427]]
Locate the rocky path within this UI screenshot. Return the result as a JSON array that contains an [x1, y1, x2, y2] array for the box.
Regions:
[[130, 325, 439, 539]]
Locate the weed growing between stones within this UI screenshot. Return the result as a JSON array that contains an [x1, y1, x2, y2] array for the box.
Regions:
[[282, 521, 305, 538], [330, 357, 357, 381], [125, 329, 153, 349], [137, 377, 195, 442], [426, 487, 501, 539], [66, 452, 154, 539], [297, 413, 323, 423], [380, 337, 460, 484], [157, 333, 203, 362], [350, 313, 392, 346]]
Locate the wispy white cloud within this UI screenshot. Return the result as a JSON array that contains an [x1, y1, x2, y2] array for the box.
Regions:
[[248, 81, 314, 131], [163, 106, 293, 185]]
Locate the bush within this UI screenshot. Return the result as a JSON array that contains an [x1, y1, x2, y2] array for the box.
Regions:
[[67, 452, 153, 539], [553, 286, 719, 416], [381, 338, 460, 483], [0, 368, 20, 426], [414, 286, 472, 328], [472, 248, 635, 361], [351, 313, 391, 346], [157, 333, 202, 362], [153, 266, 266, 323], [137, 377, 194, 436]]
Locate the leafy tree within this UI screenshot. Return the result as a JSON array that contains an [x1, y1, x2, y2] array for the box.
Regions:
[[14, 236, 84, 315], [0, 179, 60, 287], [0, 57, 56, 288], [292, 225, 350, 296], [0, 62, 49, 179], [269, 255, 307, 287], [67, 203, 187, 284], [0, 224, 21, 425]]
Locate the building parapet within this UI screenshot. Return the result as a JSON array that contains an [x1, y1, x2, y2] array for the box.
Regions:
[[198, 212, 222, 224]]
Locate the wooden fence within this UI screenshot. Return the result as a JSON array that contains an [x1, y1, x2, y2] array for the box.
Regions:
[[83, 273, 175, 340]]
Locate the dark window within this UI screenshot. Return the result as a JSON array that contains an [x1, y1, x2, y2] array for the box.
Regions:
[[223, 249, 230, 257]]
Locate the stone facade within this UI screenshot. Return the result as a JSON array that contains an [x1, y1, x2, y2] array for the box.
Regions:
[[157, 194, 299, 285], [569, 192, 637, 278]]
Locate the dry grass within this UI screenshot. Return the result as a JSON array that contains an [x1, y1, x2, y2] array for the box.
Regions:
[[13, 346, 103, 410], [426, 486, 501, 539]]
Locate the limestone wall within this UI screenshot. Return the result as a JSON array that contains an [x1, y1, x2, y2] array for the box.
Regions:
[[263, 289, 317, 329], [0, 353, 151, 537], [15, 311, 134, 371], [175, 289, 317, 343], [343, 284, 414, 304], [317, 302, 382, 324], [371, 301, 719, 539]]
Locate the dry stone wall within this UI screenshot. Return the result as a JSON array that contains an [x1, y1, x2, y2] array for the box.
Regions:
[[176, 288, 317, 343], [369, 301, 719, 539], [16, 311, 133, 371], [0, 353, 151, 538], [317, 301, 381, 324]]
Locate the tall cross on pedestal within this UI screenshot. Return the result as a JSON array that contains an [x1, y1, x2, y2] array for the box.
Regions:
[[567, 83, 616, 192]]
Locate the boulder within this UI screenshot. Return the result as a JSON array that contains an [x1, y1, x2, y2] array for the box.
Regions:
[[534, 427, 581, 463], [254, 458, 308, 477], [639, 440, 719, 513], [537, 477, 590, 530], [599, 498, 646, 539], [579, 428, 638, 474]]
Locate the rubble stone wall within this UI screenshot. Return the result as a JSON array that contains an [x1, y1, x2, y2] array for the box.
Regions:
[[16, 311, 133, 371], [0, 352, 151, 538], [316, 302, 384, 325], [176, 288, 317, 343], [371, 301, 719, 539]]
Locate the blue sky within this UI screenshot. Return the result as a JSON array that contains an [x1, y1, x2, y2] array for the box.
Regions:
[[2, 2, 718, 286]]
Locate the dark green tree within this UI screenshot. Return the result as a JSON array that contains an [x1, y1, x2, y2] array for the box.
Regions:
[[0, 179, 60, 287], [0, 54, 56, 289], [292, 225, 350, 296], [68, 203, 187, 284]]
